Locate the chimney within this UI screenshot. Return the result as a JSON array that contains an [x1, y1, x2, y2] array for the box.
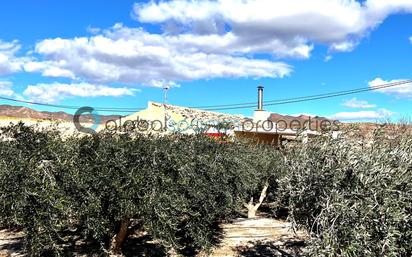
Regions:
[[257, 86, 264, 111], [253, 85, 270, 123]]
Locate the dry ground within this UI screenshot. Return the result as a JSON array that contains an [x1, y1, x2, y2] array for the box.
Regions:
[[0, 229, 24, 257], [209, 218, 307, 257], [0, 218, 307, 257]]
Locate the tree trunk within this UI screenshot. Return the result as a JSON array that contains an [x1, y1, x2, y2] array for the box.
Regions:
[[243, 182, 269, 219], [109, 219, 130, 255]]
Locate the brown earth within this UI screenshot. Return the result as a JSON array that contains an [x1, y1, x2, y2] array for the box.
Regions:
[[0, 229, 24, 257], [0, 218, 307, 257], [208, 218, 307, 257]]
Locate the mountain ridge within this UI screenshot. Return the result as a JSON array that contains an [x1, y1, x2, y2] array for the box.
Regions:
[[0, 105, 122, 124]]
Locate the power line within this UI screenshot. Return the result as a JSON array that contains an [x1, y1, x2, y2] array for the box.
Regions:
[[199, 79, 412, 111], [266, 79, 412, 104], [0, 96, 144, 113], [0, 79, 410, 112]]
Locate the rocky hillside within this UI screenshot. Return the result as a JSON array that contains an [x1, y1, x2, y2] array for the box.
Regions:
[[269, 113, 335, 131], [0, 105, 121, 124]]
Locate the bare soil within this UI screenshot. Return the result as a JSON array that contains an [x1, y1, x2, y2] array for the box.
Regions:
[[0, 218, 307, 257], [208, 218, 307, 257], [0, 229, 24, 257]]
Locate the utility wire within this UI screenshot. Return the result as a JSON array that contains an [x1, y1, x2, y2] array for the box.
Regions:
[[0, 95, 144, 113], [0, 79, 410, 112], [199, 79, 412, 111]]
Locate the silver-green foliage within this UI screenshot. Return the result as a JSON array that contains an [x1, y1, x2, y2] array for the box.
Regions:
[[0, 123, 282, 256], [280, 126, 412, 257]]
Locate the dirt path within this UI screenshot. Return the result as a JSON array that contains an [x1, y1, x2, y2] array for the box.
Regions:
[[0, 229, 24, 257], [208, 218, 307, 257], [0, 218, 307, 257]]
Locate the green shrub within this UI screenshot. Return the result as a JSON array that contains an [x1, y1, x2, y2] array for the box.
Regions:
[[279, 126, 412, 257], [5, 122, 410, 257], [0, 123, 76, 254], [0, 124, 283, 256]]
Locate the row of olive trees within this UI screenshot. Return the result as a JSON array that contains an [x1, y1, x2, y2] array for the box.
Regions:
[[2, 122, 409, 256], [278, 125, 412, 257], [0, 123, 283, 256]]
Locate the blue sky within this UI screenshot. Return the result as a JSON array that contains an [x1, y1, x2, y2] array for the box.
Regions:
[[0, 0, 412, 121]]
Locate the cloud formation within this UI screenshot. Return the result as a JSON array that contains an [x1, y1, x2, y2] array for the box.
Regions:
[[0, 40, 24, 75], [23, 82, 138, 103], [21, 1, 412, 89], [24, 61, 76, 79], [28, 24, 292, 86], [330, 108, 394, 121], [342, 97, 376, 108], [135, 0, 412, 55], [10, 1, 412, 92], [369, 77, 412, 98], [0, 81, 15, 97]]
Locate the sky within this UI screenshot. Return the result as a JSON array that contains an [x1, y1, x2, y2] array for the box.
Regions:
[[0, 0, 412, 121]]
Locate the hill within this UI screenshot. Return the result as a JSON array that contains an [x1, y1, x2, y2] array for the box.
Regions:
[[0, 105, 121, 124]]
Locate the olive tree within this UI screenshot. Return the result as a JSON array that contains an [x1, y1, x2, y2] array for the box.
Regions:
[[278, 125, 412, 257], [0, 124, 285, 256]]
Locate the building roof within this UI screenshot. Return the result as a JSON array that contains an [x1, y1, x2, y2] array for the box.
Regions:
[[161, 102, 247, 122], [97, 101, 327, 137], [97, 101, 249, 134]]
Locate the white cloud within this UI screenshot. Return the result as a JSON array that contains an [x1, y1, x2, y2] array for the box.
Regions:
[[23, 1, 412, 87], [28, 24, 292, 86], [330, 41, 358, 52], [369, 77, 412, 97], [23, 61, 47, 72], [134, 0, 412, 54], [409, 36, 412, 44], [365, 0, 412, 19], [23, 82, 139, 103], [324, 55, 333, 62], [0, 40, 24, 75], [87, 26, 102, 35], [0, 81, 15, 97], [342, 97, 376, 108], [24, 61, 76, 79], [149, 80, 180, 89], [42, 66, 76, 79], [330, 108, 394, 121]]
